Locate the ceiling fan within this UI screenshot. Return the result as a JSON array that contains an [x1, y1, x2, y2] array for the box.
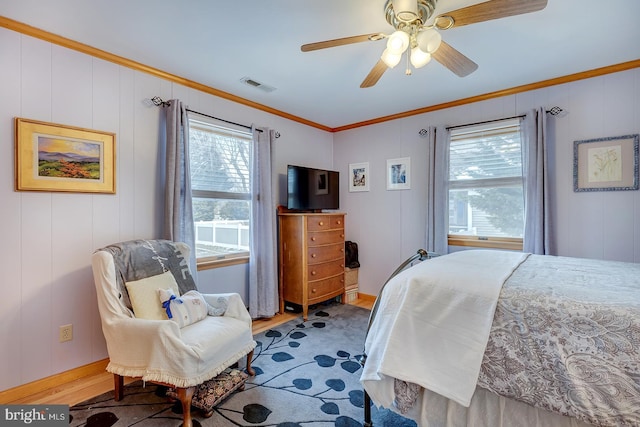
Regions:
[[301, 0, 548, 88]]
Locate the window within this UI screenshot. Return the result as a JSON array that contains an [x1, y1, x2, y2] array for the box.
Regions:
[[189, 117, 252, 262], [447, 118, 524, 250]]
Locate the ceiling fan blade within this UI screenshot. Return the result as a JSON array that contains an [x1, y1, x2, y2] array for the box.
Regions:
[[435, 0, 547, 29], [432, 41, 478, 77], [301, 33, 384, 52], [360, 59, 388, 88]]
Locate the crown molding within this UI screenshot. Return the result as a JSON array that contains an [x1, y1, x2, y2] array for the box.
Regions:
[[2, 16, 639, 134], [0, 16, 332, 132], [333, 59, 640, 132]]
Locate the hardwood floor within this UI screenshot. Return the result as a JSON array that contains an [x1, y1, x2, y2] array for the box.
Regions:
[[4, 298, 374, 407]]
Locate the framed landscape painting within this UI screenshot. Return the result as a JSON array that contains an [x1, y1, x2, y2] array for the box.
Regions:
[[15, 118, 116, 193]]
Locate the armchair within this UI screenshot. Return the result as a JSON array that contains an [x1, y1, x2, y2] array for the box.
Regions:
[[91, 239, 256, 427]]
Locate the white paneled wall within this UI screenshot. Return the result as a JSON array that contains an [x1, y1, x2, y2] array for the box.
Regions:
[[1, 23, 638, 392], [335, 69, 640, 296], [0, 27, 333, 391]]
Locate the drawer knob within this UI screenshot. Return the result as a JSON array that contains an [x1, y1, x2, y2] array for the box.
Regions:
[[341, 264, 344, 268], [311, 253, 317, 258], [340, 234, 345, 238], [312, 288, 317, 293], [340, 248, 345, 252], [337, 220, 342, 225], [311, 237, 317, 241], [319, 221, 324, 226], [311, 271, 317, 276]]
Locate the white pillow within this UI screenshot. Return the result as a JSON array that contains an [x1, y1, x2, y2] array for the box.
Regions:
[[158, 288, 209, 328], [125, 271, 180, 320]]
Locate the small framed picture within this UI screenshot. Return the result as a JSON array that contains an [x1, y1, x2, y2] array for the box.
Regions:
[[348, 162, 369, 192], [387, 157, 410, 190], [573, 134, 639, 192]]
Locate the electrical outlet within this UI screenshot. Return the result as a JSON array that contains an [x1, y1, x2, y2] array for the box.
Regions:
[[59, 324, 73, 342]]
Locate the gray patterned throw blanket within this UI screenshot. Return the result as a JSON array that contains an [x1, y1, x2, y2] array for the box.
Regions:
[[98, 239, 197, 311], [477, 254, 640, 426]]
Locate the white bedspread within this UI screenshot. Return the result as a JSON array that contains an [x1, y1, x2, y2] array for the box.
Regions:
[[361, 250, 529, 408]]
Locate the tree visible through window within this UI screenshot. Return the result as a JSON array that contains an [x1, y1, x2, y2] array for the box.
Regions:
[[448, 118, 524, 239], [189, 117, 251, 260]]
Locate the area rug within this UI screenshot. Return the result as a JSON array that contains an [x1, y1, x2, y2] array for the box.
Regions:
[[69, 302, 416, 427]]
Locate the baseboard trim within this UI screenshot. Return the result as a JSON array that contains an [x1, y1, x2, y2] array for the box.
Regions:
[[357, 293, 377, 302], [0, 359, 109, 403]]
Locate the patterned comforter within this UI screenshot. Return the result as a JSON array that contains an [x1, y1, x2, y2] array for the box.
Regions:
[[477, 254, 640, 426]]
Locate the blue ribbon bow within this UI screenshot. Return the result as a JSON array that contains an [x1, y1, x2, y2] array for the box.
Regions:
[[162, 294, 182, 319]]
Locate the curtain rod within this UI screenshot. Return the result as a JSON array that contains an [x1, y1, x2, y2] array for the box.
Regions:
[[188, 109, 258, 132], [446, 114, 526, 131], [151, 96, 280, 138], [418, 106, 565, 135]]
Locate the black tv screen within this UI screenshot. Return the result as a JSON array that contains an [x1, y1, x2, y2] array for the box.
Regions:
[[287, 165, 339, 211]]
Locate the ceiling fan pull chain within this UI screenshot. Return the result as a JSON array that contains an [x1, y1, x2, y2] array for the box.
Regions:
[[405, 49, 412, 75]]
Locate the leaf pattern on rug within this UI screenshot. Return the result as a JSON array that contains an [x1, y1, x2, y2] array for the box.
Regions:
[[70, 303, 416, 427], [200, 305, 377, 426], [241, 403, 272, 423]]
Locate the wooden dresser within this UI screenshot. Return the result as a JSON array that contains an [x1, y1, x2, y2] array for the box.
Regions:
[[278, 212, 346, 320]]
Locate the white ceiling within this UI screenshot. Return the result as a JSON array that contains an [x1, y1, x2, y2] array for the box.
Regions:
[[1, 0, 639, 129]]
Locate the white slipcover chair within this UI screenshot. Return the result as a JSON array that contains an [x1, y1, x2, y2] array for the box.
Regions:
[[91, 239, 256, 427]]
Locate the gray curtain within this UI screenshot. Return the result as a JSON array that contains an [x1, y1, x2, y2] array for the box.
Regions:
[[426, 125, 449, 255], [522, 107, 551, 254], [163, 99, 197, 277], [249, 127, 278, 318]]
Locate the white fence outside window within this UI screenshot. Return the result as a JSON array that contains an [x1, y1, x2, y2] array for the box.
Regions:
[[195, 220, 249, 254]]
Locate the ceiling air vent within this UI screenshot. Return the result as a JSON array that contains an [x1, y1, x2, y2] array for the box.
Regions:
[[240, 77, 276, 93]]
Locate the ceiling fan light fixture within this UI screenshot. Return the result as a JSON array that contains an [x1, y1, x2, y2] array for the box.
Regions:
[[302, 0, 548, 88], [416, 28, 442, 53], [392, 0, 419, 23], [381, 48, 403, 68], [386, 30, 410, 54], [410, 47, 431, 68]]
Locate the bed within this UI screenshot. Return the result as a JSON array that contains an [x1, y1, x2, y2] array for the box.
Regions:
[[360, 249, 640, 427]]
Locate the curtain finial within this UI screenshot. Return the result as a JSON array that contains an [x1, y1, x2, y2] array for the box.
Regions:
[[546, 106, 566, 117], [151, 96, 171, 107]]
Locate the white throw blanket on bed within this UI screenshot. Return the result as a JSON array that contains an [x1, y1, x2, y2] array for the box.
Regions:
[[361, 250, 529, 409]]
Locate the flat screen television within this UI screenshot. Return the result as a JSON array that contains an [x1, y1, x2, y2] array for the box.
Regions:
[[287, 164, 339, 211]]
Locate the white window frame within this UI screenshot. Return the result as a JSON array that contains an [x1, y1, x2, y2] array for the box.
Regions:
[[446, 118, 524, 251], [188, 115, 252, 268]]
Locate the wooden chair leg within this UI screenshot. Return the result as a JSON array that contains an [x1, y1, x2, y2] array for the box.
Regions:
[[245, 349, 255, 376], [176, 386, 195, 427], [114, 374, 124, 401]]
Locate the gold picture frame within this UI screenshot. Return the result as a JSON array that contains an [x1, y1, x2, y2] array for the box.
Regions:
[[15, 118, 116, 194]]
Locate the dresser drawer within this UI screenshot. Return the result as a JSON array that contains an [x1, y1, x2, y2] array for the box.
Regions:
[[308, 274, 345, 299], [307, 259, 345, 281], [308, 229, 345, 246], [308, 243, 345, 264], [307, 215, 344, 231]]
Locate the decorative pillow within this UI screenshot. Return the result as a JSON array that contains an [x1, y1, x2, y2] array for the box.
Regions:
[[99, 239, 197, 311], [207, 296, 228, 317], [125, 271, 180, 320], [158, 288, 208, 328]]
